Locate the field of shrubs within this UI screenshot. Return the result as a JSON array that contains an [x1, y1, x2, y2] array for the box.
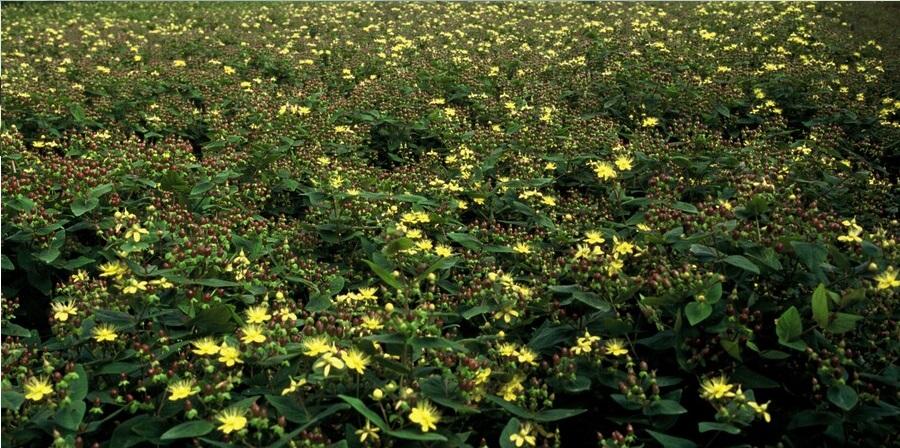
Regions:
[[1, 2, 898, 447]]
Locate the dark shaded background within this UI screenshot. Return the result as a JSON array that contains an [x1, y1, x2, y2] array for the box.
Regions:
[[842, 2, 900, 88]]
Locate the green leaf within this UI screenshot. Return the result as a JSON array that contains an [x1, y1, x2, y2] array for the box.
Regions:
[[192, 304, 236, 334], [461, 305, 491, 320], [646, 430, 698, 448], [827, 384, 858, 411], [1, 390, 25, 411], [61, 256, 95, 270], [485, 395, 585, 422], [828, 313, 863, 334], [71, 196, 99, 216], [363, 259, 403, 290], [499, 418, 521, 448], [160, 421, 215, 440], [448, 232, 483, 251], [305, 294, 332, 312], [776, 306, 804, 350], [97, 362, 140, 375], [645, 399, 688, 416], [55, 400, 86, 431], [2, 323, 32, 338], [266, 388, 304, 413], [720, 338, 742, 361], [684, 302, 712, 326], [410, 336, 468, 353], [672, 201, 698, 214], [191, 278, 239, 288], [269, 403, 350, 448], [705, 282, 722, 304], [723, 255, 759, 274], [791, 241, 828, 280], [89, 183, 114, 199], [338, 395, 446, 441], [698, 421, 741, 434], [1, 254, 13, 270], [70, 103, 86, 122], [69, 365, 88, 401], [534, 408, 587, 421], [812, 283, 830, 328]]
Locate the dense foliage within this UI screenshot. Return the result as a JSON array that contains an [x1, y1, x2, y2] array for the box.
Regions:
[[1, 2, 898, 447]]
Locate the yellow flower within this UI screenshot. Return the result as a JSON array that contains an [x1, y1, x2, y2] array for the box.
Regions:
[[23, 376, 54, 401], [356, 419, 381, 442], [409, 401, 441, 432], [512, 242, 532, 254], [614, 155, 633, 171], [167, 379, 197, 401], [223, 65, 236, 75], [99, 261, 128, 280], [494, 306, 520, 323], [641, 116, 659, 127], [700, 375, 737, 400], [361, 315, 383, 331], [92, 324, 118, 342], [516, 347, 538, 365], [584, 231, 605, 245], [612, 237, 635, 257], [278, 307, 298, 322], [571, 330, 600, 355], [192, 337, 220, 356], [590, 161, 617, 180], [172, 59, 187, 67], [240, 324, 266, 344], [121, 278, 148, 295], [434, 245, 453, 258], [358, 287, 378, 301], [604, 339, 629, 357], [341, 348, 371, 374], [474, 368, 492, 386], [216, 408, 247, 434], [837, 219, 864, 244], [498, 343, 518, 357], [281, 376, 307, 395], [606, 257, 625, 277], [303, 336, 334, 357], [51, 300, 77, 322], [747, 401, 772, 423], [124, 223, 149, 242], [217, 343, 243, 367], [314, 352, 345, 377], [875, 267, 899, 290], [245, 305, 271, 324], [500, 375, 525, 401], [509, 421, 537, 447]]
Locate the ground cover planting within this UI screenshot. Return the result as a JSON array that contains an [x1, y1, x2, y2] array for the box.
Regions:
[[1, 2, 898, 447]]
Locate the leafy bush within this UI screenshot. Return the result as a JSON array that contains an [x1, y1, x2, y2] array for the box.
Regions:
[[1, 2, 898, 448]]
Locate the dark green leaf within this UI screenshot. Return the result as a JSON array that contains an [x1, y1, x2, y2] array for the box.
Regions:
[[646, 430, 698, 448], [723, 255, 759, 274], [160, 421, 215, 440], [363, 260, 403, 290], [698, 421, 740, 434], [812, 283, 829, 328], [1, 390, 25, 411], [645, 399, 687, 416], [684, 302, 712, 326], [776, 306, 804, 350], [827, 384, 858, 411], [71, 196, 99, 216]]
